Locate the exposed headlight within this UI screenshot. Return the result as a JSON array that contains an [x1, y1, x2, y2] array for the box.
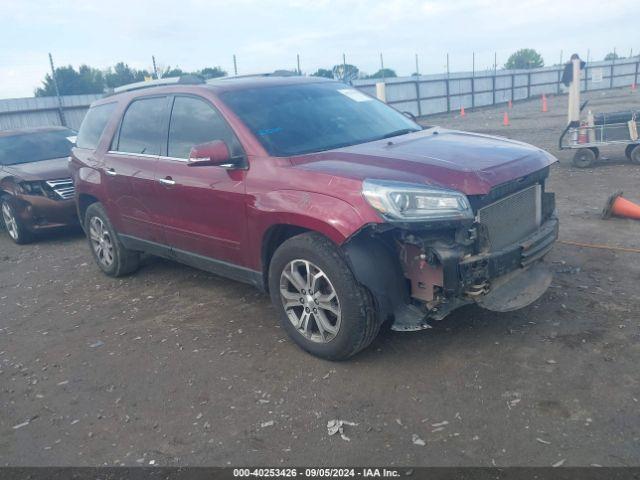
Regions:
[[19, 181, 45, 196], [362, 179, 473, 221]]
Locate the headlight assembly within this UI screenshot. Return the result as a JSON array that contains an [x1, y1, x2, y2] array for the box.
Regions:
[[362, 179, 473, 221], [19, 181, 45, 196]]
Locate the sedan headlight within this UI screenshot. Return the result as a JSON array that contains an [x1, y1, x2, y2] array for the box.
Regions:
[[19, 181, 45, 196], [362, 179, 473, 221]]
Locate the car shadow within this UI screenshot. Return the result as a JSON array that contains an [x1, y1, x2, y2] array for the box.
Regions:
[[31, 225, 85, 244]]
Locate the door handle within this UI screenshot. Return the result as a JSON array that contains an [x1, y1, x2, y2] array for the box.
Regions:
[[158, 177, 176, 186], [105, 168, 117, 176]]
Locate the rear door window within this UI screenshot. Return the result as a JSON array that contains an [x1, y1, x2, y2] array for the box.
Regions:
[[115, 97, 167, 155], [76, 102, 116, 149], [167, 96, 243, 159]]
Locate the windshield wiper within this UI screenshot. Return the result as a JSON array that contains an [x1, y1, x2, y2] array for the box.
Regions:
[[381, 128, 421, 139]]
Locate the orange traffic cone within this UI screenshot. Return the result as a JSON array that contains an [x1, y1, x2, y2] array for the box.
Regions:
[[460, 106, 465, 117], [577, 123, 589, 144], [542, 94, 548, 112], [502, 111, 509, 126], [602, 192, 640, 220], [508, 99, 512, 109]]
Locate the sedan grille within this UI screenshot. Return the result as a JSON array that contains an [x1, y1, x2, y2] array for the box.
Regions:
[[45, 178, 75, 200], [478, 184, 541, 251]]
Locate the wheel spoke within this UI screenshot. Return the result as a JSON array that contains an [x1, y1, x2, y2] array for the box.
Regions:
[[315, 310, 338, 335], [310, 271, 324, 293], [280, 290, 301, 308], [318, 300, 340, 317], [303, 261, 311, 289], [283, 262, 306, 292], [299, 311, 311, 335], [89, 228, 101, 242]]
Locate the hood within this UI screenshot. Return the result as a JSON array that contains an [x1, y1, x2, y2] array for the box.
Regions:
[[1, 157, 71, 182], [289, 128, 557, 195]]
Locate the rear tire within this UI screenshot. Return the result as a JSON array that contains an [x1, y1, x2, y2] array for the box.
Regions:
[[1, 196, 33, 244], [85, 203, 140, 277], [629, 145, 640, 165], [572, 148, 596, 168], [268, 232, 380, 360]]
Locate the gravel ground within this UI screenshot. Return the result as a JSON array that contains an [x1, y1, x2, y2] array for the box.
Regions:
[[1, 87, 639, 467]]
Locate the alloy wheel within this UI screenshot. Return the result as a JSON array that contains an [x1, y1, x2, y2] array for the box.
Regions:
[[89, 216, 114, 268], [279, 259, 341, 343], [1, 202, 18, 241]]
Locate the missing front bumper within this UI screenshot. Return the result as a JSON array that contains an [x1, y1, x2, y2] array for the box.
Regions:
[[474, 261, 552, 312]]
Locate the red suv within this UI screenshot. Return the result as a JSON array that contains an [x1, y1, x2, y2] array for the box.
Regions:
[[70, 75, 558, 360]]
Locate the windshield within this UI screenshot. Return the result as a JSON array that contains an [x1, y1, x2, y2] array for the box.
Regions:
[[0, 129, 76, 165], [220, 82, 421, 156]]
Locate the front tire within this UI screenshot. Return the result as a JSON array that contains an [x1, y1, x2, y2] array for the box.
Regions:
[[268, 232, 380, 360], [1, 197, 33, 244], [85, 203, 140, 277]]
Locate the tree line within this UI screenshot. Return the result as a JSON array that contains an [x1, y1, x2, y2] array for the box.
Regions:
[[36, 49, 627, 97], [35, 62, 227, 97]]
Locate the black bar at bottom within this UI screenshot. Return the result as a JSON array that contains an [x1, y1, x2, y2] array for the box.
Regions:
[[2, 467, 640, 480]]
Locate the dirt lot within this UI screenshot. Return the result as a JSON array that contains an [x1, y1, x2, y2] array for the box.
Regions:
[[1, 87, 640, 467]]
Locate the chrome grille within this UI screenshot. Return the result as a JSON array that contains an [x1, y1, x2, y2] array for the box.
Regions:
[[478, 184, 541, 251], [45, 178, 75, 200]]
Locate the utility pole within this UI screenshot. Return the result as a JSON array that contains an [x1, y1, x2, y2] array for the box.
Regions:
[[472, 52, 475, 77], [446, 53, 450, 76], [48, 53, 66, 127], [380, 53, 385, 80], [296, 54, 301, 75], [494, 52, 497, 72], [342, 53, 347, 82], [233, 54, 238, 76], [611, 47, 616, 89], [152, 55, 159, 79], [415, 53, 419, 76]]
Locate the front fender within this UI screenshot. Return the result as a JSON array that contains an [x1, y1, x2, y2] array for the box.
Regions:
[[247, 189, 379, 269]]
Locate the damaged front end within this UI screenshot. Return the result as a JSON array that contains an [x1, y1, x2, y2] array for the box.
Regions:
[[344, 171, 558, 331]]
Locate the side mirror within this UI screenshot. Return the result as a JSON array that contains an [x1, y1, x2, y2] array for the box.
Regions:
[[188, 140, 232, 167]]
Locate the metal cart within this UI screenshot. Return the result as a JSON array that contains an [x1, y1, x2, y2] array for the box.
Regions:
[[559, 108, 640, 168]]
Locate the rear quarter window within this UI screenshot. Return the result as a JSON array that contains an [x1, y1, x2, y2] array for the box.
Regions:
[[76, 102, 117, 150]]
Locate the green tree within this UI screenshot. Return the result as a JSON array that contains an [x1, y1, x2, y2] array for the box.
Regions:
[[312, 68, 334, 79], [367, 68, 397, 79], [35, 65, 105, 96], [504, 49, 544, 69], [198, 67, 227, 79], [332, 63, 359, 83], [161, 66, 185, 78], [104, 62, 150, 88], [604, 52, 621, 61]]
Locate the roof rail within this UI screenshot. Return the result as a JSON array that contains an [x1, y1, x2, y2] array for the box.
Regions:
[[206, 72, 301, 84], [112, 75, 204, 94]]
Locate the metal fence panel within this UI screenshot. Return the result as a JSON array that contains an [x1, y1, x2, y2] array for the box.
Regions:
[[0, 94, 102, 131], [353, 56, 640, 117]]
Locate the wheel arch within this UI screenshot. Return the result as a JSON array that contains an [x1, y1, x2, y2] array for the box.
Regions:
[[77, 193, 100, 229]]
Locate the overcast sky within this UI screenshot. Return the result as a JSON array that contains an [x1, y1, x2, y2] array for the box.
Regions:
[[1, 0, 637, 99]]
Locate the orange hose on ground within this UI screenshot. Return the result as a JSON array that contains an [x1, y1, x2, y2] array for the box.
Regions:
[[558, 240, 640, 254]]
